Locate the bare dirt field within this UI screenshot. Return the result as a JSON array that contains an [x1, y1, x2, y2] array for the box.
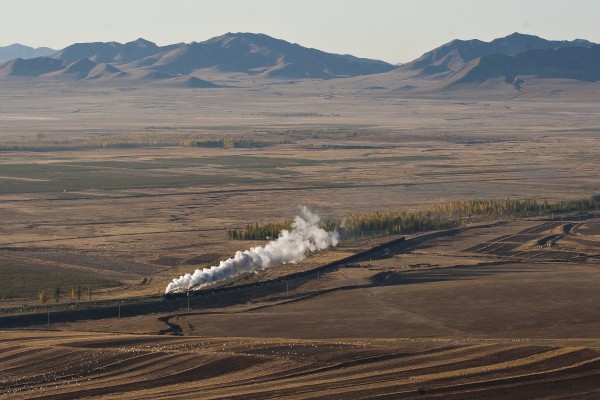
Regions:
[[1, 330, 599, 400], [1, 82, 599, 398]]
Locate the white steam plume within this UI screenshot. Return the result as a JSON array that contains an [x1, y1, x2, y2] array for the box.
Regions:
[[165, 206, 339, 293]]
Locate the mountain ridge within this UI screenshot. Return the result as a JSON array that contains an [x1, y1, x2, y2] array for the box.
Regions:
[[1, 32, 599, 92], [402, 32, 596, 78], [53, 32, 395, 78], [0, 33, 395, 86], [0, 44, 56, 64], [445, 45, 600, 87]]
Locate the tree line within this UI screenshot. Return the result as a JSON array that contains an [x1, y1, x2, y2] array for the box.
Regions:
[[1, 133, 293, 152], [38, 286, 93, 304], [182, 137, 291, 149], [228, 221, 293, 240], [228, 195, 600, 241]]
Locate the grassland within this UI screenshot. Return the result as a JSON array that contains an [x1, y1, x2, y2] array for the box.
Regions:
[[0, 82, 599, 398], [0, 265, 120, 300]]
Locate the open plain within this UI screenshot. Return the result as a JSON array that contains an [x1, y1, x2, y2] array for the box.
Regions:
[[1, 81, 599, 398]]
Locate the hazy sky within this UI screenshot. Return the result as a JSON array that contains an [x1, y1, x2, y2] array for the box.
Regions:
[[2, 0, 600, 63]]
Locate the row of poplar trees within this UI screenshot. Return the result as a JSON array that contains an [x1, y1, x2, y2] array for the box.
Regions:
[[228, 195, 600, 241], [39, 286, 93, 303]]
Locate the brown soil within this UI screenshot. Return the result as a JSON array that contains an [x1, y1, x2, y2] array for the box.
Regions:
[[1, 331, 598, 399]]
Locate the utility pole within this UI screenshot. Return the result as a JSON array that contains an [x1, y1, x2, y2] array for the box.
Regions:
[[187, 292, 190, 312]]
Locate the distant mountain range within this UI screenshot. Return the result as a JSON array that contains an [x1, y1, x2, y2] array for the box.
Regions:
[[396, 32, 600, 90], [0, 44, 55, 63], [0, 33, 395, 87], [404, 33, 595, 76], [1, 32, 599, 91], [444, 45, 600, 87]]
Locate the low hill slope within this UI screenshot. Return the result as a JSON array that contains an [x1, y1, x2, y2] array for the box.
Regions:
[[0, 57, 66, 77]]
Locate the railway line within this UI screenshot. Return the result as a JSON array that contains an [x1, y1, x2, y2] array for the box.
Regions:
[[0, 235, 410, 329], [2, 215, 596, 330]]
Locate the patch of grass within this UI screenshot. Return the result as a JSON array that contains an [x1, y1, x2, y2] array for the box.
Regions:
[[0, 153, 454, 195], [186, 154, 454, 169], [66, 161, 182, 169], [0, 162, 260, 194], [197, 155, 322, 168], [0, 265, 121, 301], [0, 174, 252, 194]]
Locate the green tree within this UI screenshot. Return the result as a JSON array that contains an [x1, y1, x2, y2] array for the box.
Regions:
[[52, 287, 61, 303]]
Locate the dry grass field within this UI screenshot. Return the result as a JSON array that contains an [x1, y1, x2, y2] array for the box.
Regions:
[[1, 81, 599, 398], [1, 330, 599, 399]]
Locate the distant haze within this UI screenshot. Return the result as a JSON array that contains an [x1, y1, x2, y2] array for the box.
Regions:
[[2, 0, 600, 63]]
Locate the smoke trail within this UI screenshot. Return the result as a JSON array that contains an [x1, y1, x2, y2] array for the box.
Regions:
[[165, 206, 339, 293]]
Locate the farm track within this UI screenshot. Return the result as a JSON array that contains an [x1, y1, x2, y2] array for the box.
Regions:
[[1, 332, 598, 399]]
